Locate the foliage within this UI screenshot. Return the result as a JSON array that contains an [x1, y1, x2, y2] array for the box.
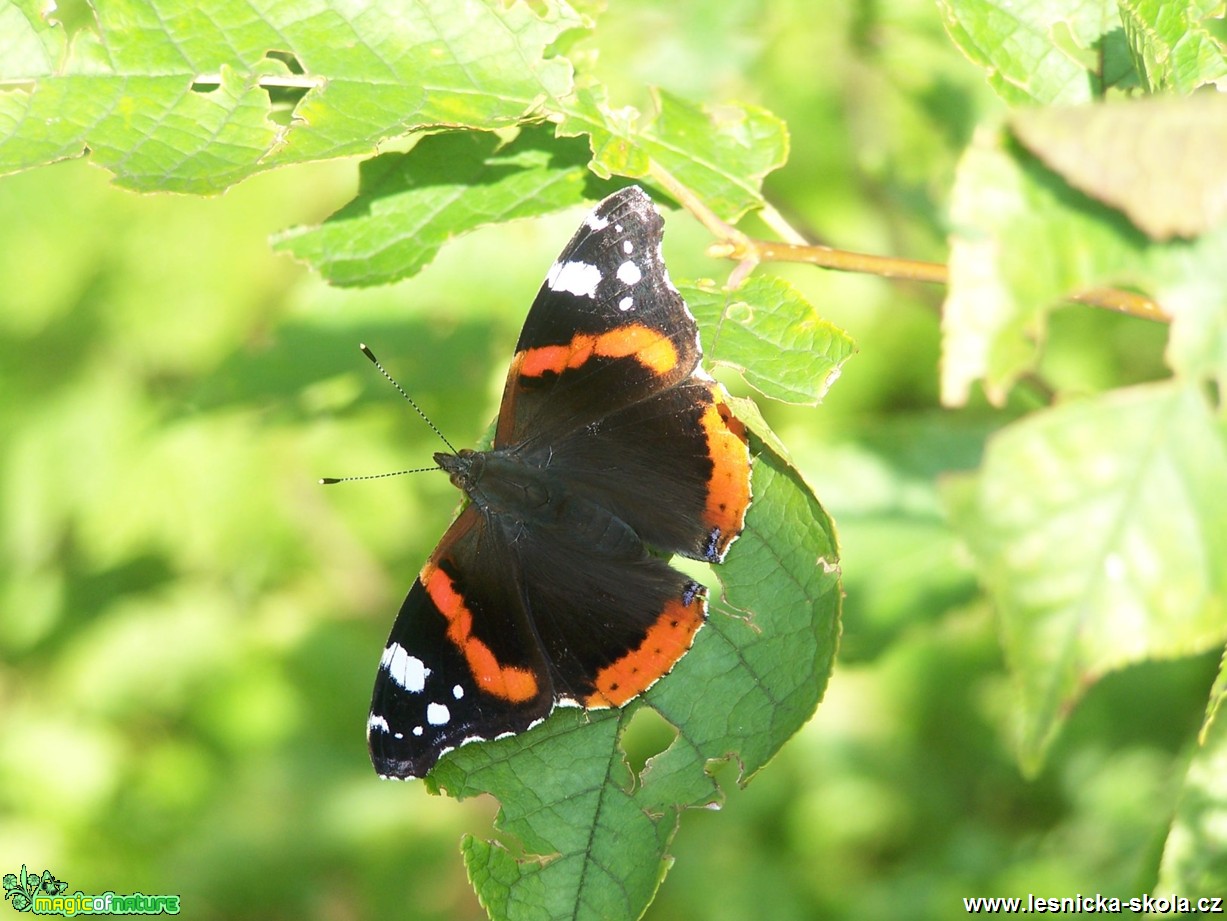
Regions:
[[1, 0, 1225, 919]]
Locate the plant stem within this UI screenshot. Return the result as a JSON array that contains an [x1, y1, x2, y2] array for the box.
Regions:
[[673, 186, 1172, 324]]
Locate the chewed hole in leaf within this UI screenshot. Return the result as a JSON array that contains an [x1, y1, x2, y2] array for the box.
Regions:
[[189, 79, 220, 94], [45, 0, 98, 41], [265, 50, 306, 74], [261, 50, 310, 126], [621, 706, 678, 781]]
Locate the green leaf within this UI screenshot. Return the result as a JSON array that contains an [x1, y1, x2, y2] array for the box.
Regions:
[[683, 275, 856, 405], [560, 86, 788, 222], [425, 431, 841, 921], [0, 0, 582, 193], [945, 381, 1227, 773], [272, 94, 792, 285], [1157, 648, 1227, 896], [1010, 94, 1227, 241], [1, 1, 792, 232], [1120, 0, 1227, 92], [944, 125, 1139, 405], [943, 124, 1227, 405], [937, 0, 1121, 105], [1159, 230, 1227, 393], [1204, 648, 1227, 744], [273, 127, 598, 286]]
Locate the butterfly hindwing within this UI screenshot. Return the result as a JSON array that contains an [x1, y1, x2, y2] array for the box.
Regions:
[[512, 522, 708, 707], [546, 377, 751, 563]]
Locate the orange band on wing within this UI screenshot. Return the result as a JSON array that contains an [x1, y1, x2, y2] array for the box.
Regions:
[[517, 324, 679, 379], [699, 391, 752, 556], [585, 596, 705, 707], [422, 563, 539, 703]]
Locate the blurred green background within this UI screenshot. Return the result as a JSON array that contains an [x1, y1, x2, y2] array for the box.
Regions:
[[0, 0, 1213, 918]]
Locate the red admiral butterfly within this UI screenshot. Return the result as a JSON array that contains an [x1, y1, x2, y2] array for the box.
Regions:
[[366, 186, 752, 779]]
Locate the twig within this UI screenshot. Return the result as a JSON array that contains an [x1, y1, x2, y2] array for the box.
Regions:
[[670, 180, 1172, 324]]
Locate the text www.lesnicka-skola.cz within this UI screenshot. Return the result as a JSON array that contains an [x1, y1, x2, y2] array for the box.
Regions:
[[963, 893, 1224, 914]]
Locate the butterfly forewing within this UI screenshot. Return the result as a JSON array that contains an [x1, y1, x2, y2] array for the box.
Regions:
[[495, 188, 701, 450], [368, 507, 554, 779]]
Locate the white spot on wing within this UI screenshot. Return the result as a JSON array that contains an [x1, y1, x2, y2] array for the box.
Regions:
[[367, 713, 389, 735], [381, 643, 428, 692], [546, 260, 603, 298], [622, 239, 633, 254], [412, 726, 423, 737], [586, 212, 610, 231], [427, 702, 450, 726], [618, 296, 634, 311], [616, 261, 642, 286], [452, 684, 464, 699]]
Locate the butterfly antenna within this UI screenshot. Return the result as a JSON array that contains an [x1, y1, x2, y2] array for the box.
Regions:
[[318, 344, 459, 486], [359, 343, 459, 455], [320, 466, 441, 486]]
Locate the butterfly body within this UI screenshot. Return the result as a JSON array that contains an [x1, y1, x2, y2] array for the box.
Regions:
[[366, 187, 752, 779]]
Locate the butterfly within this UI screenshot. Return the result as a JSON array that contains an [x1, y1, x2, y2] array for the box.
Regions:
[[365, 186, 752, 779]]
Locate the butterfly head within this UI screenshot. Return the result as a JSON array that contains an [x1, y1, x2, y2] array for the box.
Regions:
[[435, 449, 480, 491]]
